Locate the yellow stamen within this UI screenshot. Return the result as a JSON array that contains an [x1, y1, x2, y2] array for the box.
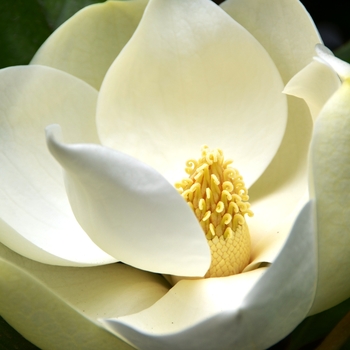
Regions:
[[176, 146, 253, 278]]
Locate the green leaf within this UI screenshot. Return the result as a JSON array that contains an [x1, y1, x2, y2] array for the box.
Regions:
[[334, 40, 350, 64], [0, 0, 104, 69]]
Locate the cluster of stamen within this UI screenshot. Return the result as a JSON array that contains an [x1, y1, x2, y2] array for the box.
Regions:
[[175, 146, 253, 278]]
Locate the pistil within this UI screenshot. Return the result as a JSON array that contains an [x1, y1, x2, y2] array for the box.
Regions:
[[176, 146, 253, 277]]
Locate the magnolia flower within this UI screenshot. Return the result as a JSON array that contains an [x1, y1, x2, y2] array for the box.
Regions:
[[0, 0, 349, 349]]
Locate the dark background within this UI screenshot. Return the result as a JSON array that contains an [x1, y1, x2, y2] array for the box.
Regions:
[[300, 0, 350, 50]]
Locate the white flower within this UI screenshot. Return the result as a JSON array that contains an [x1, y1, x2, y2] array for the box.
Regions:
[[0, 0, 349, 349]]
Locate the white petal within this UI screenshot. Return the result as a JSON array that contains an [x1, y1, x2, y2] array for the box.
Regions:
[[247, 97, 311, 254], [315, 44, 350, 80], [0, 242, 168, 349], [97, 0, 287, 189], [221, 0, 321, 83], [243, 228, 287, 272], [220, 0, 320, 252], [0, 66, 115, 266], [31, 0, 148, 90], [46, 125, 211, 277], [102, 201, 317, 350], [284, 58, 340, 120], [103, 268, 267, 349], [309, 79, 350, 314]]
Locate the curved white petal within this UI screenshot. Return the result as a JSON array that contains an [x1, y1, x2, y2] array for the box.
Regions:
[[97, 0, 287, 189], [0, 66, 115, 266], [102, 201, 317, 350], [243, 227, 287, 272], [31, 0, 148, 90], [46, 125, 211, 276], [315, 44, 350, 80], [284, 58, 340, 120], [0, 218, 88, 266], [0, 243, 169, 349], [221, 0, 321, 83], [220, 0, 320, 252], [247, 97, 311, 254], [309, 79, 350, 314]]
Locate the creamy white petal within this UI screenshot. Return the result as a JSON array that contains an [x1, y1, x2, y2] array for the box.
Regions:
[[0, 66, 115, 266], [309, 80, 350, 314], [0, 243, 169, 349], [221, 0, 320, 251], [221, 0, 321, 83], [31, 0, 148, 90], [248, 97, 311, 253], [102, 201, 317, 350], [46, 125, 211, 276], [97, 0, 287, 189], [315, 44, 350, 80], [284, 58, 340, 120], [104, 268, 267, 349]]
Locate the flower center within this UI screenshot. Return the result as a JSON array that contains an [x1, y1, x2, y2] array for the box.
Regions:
[[175, 146, 253, 278]]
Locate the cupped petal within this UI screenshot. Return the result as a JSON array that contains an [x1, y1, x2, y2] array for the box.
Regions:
[[31, 0, 148, 90], [221, 0, 321, 83], [284, 58, 340, 120], [46, 125, 211, 277], [247, 97, 311, 252], [0, 242, 169, 350], [0, 65, 115, 266], [309, 79, 350, 314], [103, 268, 268, 349], [97, 0, 287, 188], [220, 0, 320, 248], [102, 201, 317, 350]]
